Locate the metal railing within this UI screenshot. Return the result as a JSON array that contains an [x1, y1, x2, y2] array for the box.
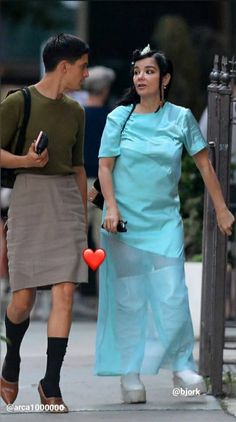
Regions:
[[199, 54, 236, 396]]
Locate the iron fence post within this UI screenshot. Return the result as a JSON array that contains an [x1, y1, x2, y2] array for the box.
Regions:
[[200, 55, 232, 395], [200, 54, 220, 377], [211, 56, 232, 395]]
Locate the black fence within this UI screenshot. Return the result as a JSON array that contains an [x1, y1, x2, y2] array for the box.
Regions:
[[200, 55, 236, 395]]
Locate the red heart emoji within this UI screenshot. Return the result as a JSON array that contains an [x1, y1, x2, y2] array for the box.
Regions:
[[82, 248, 106, 271]]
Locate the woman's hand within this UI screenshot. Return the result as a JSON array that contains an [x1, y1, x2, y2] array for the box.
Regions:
[[194, 150, 235, 236], [102, 205, 121, 233], [24, 143, 48, 168], [216, 207, 235, 236]]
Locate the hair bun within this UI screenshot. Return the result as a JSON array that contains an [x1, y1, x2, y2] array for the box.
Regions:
[[132, 49, 142, 62]]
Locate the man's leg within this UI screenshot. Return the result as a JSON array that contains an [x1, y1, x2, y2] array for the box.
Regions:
[[1, 288, 36, 403], [40, 282, 75, 398]]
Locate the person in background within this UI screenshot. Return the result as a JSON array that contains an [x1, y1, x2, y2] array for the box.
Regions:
[[78, 66, 115, 306], [0, 33, 89, 413], [84, 66, 116, 180], [95, 45, 234, 404], [0, 188, 11, 302]]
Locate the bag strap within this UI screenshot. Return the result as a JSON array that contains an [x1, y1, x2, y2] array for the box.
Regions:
[[92, 103, 136, 202], [121, 103, 136, 135], [15, 87, 31, 155]]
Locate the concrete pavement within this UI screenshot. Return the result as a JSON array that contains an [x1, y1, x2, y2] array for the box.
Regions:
[[0, 321, 236, 421]]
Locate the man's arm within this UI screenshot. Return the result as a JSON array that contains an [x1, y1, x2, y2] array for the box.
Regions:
[[73, 165, 88, 221], [0, 145, 48, 169]]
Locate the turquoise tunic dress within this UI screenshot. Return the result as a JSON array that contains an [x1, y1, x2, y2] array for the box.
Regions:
[[95, 102, 207, 375]]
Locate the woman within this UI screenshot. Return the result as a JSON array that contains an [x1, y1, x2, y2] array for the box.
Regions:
[[95, 45, 234, 403]]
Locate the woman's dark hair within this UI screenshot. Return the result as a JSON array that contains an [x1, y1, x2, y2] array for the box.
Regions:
[[43, 33, 89, 72], [118, 48, 173, 107]]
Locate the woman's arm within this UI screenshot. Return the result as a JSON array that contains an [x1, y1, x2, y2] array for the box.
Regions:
[[193, 148, 235, 235], [98, 157, 121, 233]]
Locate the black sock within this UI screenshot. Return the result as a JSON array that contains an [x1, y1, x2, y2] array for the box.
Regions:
[[41, 337, 68, 397], [2, 313, 30, 382]]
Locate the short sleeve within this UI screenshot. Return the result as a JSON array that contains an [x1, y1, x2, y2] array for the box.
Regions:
[[1, 91, 23, 150], [181, 109, 207, 156], [98, 106, 131, 158]]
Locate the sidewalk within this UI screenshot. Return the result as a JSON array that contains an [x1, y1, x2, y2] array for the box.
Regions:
[[1, 321, 236, 421]]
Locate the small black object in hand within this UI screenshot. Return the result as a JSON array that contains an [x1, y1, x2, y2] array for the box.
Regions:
[[101, 220, 127, 232], [117, 220, 127, 232], [35, 131, 48, 154], [91, 178, 104, 209]]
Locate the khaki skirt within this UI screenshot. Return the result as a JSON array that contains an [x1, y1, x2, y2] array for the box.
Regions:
[[7, 173, 88, 291]]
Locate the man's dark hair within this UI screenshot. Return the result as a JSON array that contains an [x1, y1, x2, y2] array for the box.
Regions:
[[43, 33, 89, 72]]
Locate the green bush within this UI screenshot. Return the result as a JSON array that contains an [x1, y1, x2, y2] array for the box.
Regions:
[[180, 151, 205, 259]]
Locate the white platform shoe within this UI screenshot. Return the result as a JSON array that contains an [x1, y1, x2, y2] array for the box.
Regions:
[[120, 373, 146, 403], [173, 369, 207, 394]]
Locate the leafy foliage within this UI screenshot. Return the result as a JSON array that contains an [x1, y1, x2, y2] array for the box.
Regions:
[[152, 15, 206, 258], [152, 14, 202, 116], [2, 0, 70, 29], [179, 151, 204, 259]]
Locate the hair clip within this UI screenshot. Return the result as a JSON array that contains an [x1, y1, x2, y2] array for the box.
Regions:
[[140, 44, 151, 55]]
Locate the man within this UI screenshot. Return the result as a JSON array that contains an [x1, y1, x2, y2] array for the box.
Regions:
[[0, 33, 89, 413]]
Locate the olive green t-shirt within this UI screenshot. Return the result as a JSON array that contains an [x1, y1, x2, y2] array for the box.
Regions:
[[1, 85, 85, 175]]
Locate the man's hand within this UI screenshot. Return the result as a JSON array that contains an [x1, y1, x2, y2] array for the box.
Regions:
[[24, 143, 49, 168]]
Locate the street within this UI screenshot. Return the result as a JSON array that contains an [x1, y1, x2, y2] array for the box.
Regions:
[[1, 321, 235, 421]]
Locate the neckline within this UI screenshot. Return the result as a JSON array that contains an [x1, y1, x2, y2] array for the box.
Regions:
[[30, 85, 65, 103], [132, 101, 167, 115]]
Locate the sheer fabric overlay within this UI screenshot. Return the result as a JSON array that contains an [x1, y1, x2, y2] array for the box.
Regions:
[[95, 234, 196, 375]]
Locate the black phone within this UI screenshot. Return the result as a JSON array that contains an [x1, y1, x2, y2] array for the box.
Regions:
[[35, 131, 48, 154], [117, 220, 127, 232], [101, 220, 127, 232]]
